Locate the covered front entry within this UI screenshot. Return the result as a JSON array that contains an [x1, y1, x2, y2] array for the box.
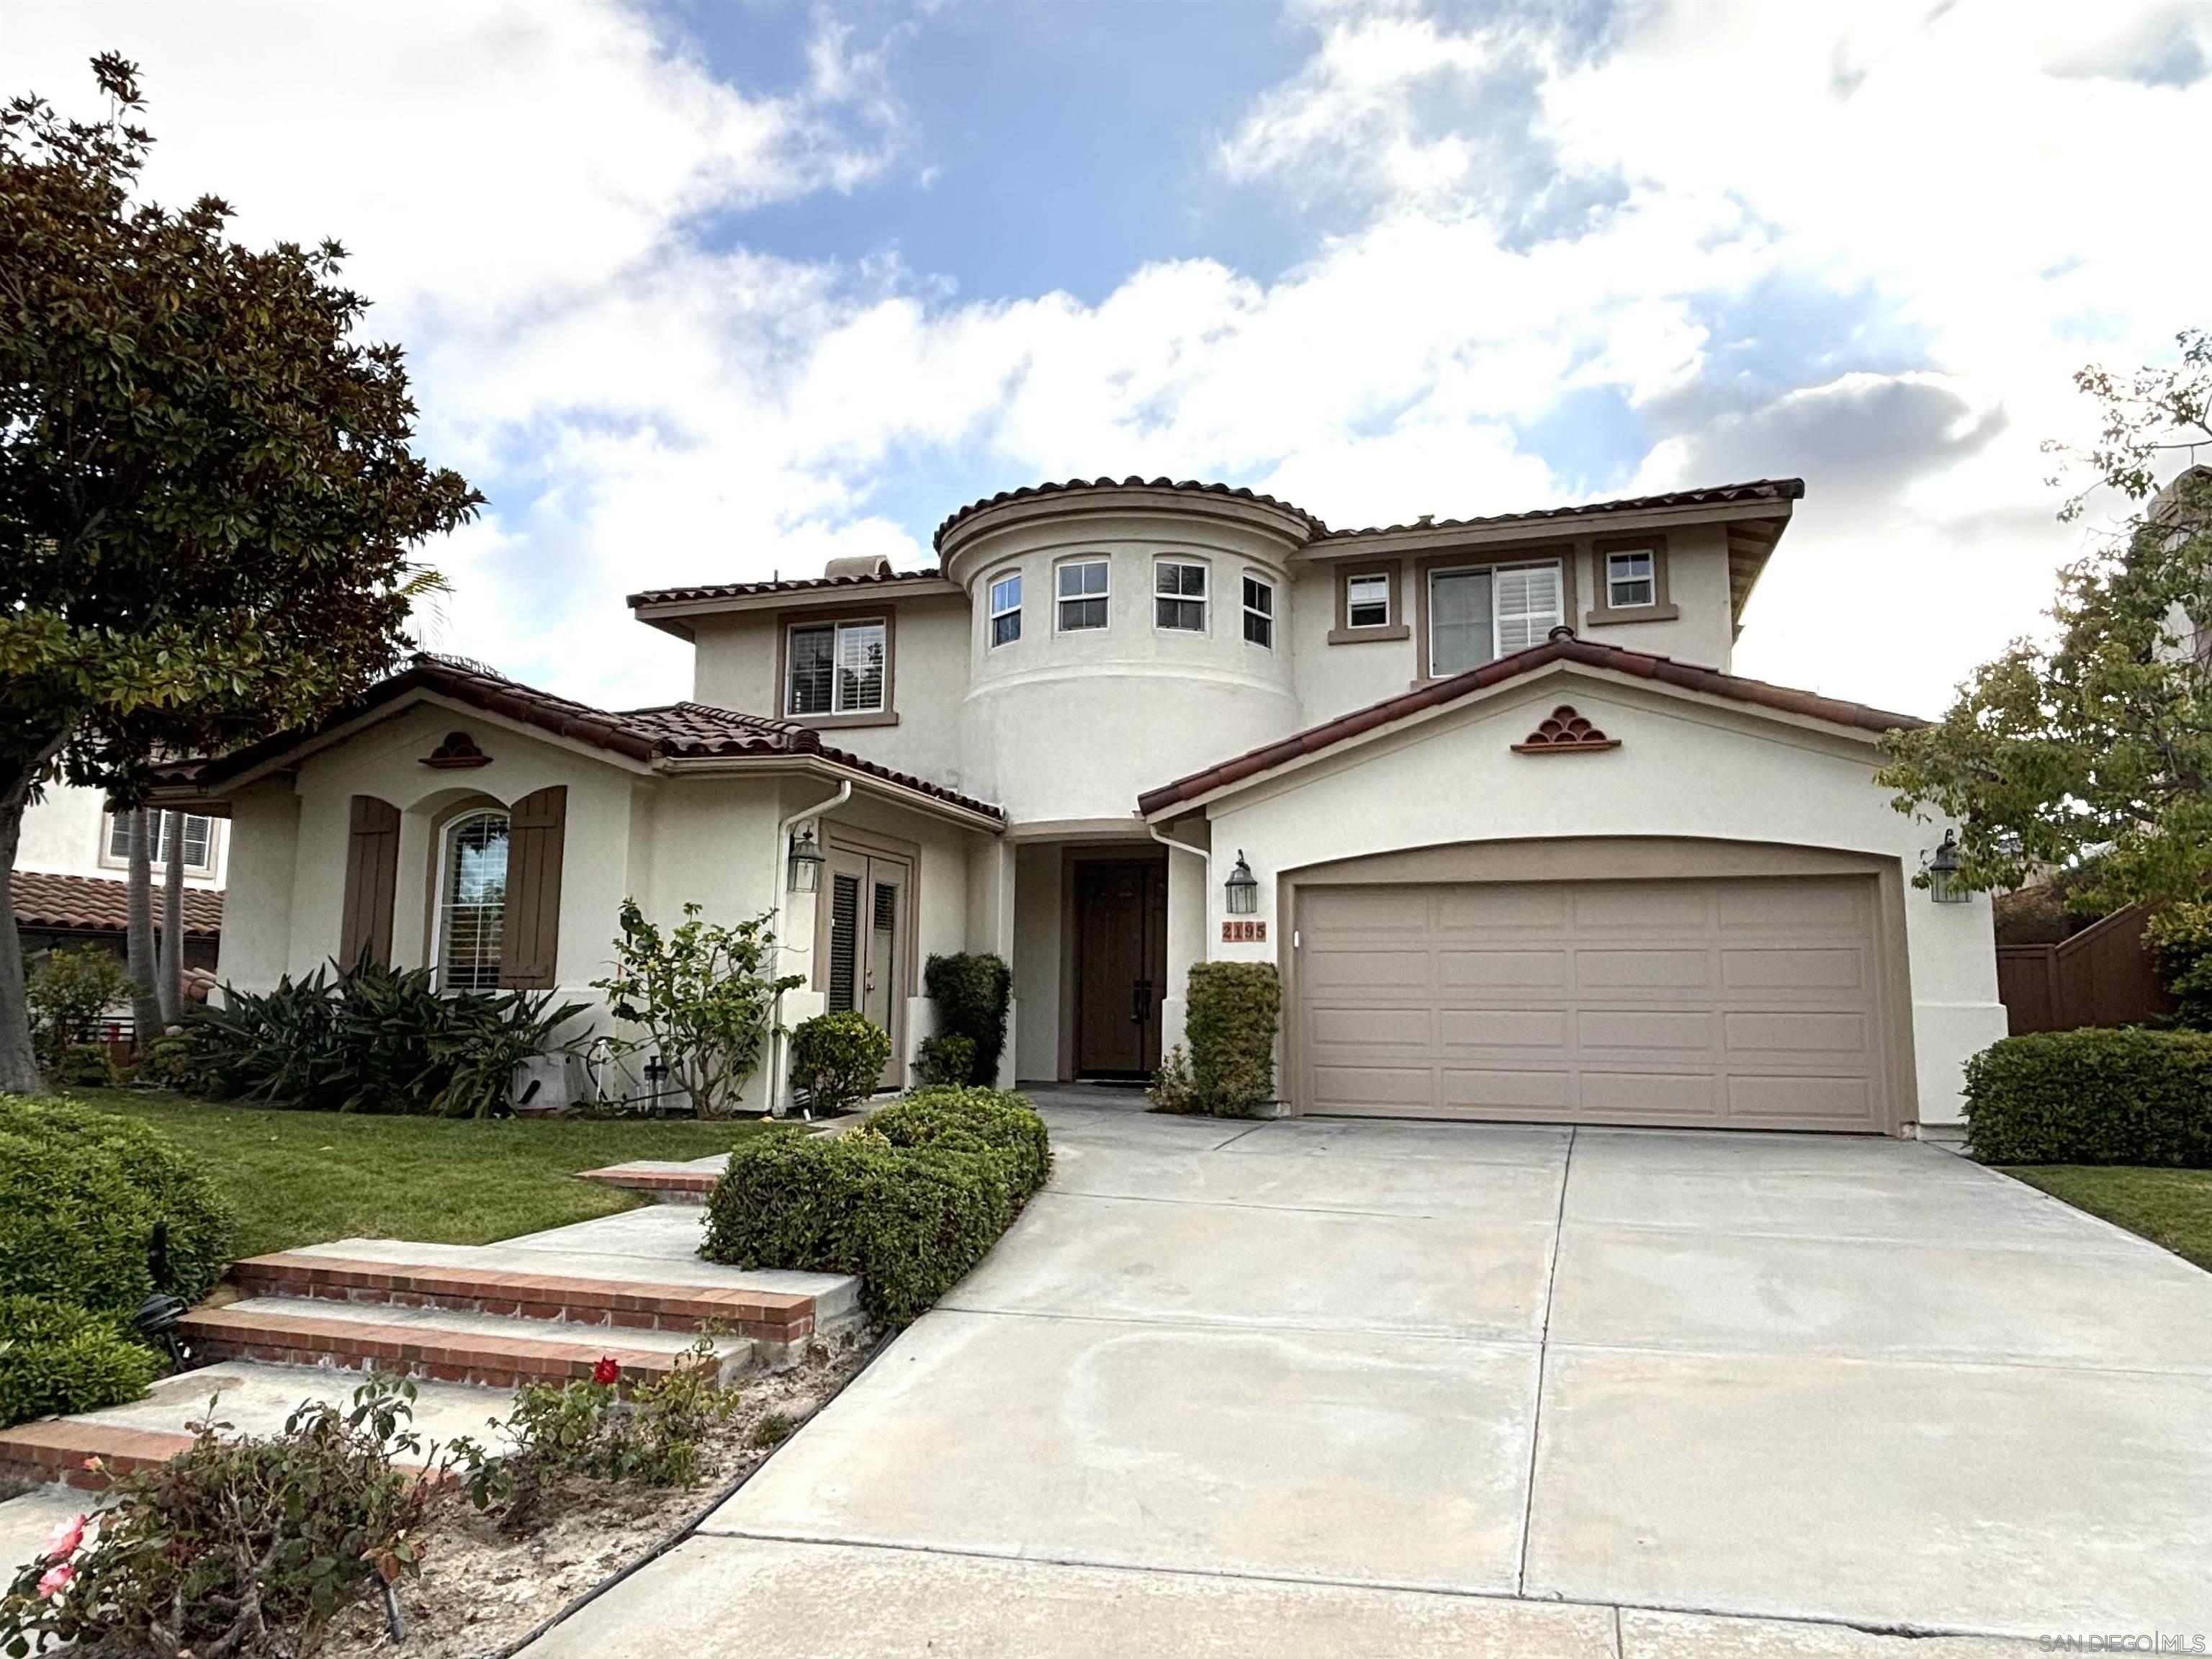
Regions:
[[1071, 857, 1167, 1077], [1295, 873, 1894, 1132]]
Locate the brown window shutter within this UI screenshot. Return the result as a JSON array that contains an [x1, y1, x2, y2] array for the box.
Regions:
[[339, 796, 402, 968], [500, 785, 567, 990]]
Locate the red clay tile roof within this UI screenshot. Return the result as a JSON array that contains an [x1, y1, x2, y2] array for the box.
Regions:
[[1136, 632, 1925, 817], [933, 477, 1325, 551], [14, 871, 223, 937], [1312, 477, 1804, 541], [158, 657, 1004, 824], [628, 567, 950, 608]]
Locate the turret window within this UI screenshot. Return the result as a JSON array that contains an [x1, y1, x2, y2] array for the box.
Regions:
[[989, 572, 1022, 646], [1242, 576, 1274, 647], [1056, 559, 1110, 631], [1155, 559, 1208, 631]]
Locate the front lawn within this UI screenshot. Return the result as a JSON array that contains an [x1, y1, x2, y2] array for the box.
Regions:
[[2001, 1164, 2212, 1272], [60, 1088, 777, 1257]]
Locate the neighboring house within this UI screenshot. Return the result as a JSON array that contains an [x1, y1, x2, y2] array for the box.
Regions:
[[150, 475, 2005, 1133], [12, 782, 225, 971]]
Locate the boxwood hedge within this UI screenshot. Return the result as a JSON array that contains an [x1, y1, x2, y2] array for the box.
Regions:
[[701, 1087, 1049, 1326], [0, 1295, 162, 1428], [1963, 1028, 2212, 1166]]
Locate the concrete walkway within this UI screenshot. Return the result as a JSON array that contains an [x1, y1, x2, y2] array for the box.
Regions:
[[525, 1094, 2212, 1655]]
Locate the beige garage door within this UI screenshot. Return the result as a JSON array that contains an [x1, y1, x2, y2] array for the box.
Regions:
[[1295, 877, 1890, 1132]]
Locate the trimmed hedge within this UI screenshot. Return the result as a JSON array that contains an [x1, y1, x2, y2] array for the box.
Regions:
[[922, 954, 1011, 1085], [0, 1295, 161, 1427], [1184, 962, 1281, 1117], [701, 1087, 1049, 1326], [1963, 1029, 2212, 1166], [0, 1097, 235, 1315]]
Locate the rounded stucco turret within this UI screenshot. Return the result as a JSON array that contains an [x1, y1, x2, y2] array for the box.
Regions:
[[936, 478, 1316, 825]]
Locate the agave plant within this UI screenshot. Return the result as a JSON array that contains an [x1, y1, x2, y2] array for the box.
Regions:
[[171, 959, 583, 1117]]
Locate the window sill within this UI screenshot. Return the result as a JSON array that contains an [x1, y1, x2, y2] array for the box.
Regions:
[[1328, 624, 1411, 645], [1583, 603, 1680, 627], [788, 711, 901, 730]]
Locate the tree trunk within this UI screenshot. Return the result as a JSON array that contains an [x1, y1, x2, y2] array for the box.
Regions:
[[127, 808, 162, 1051], [158, 809, 185, 1025], [0, 734, 71, 1095]]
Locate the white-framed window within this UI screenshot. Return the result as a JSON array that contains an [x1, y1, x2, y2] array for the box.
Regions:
[[786, 618, 886, 716], [1606, 549, 1656, 609], [1056, 558, 1110, 631], [989, 571, 1022, 647], [1345, 572, 1390, 629], [1241, 575, 1274, 648], [1429, 561, 1563, 677], [436, 810, 509, 993], [1155, 559, 1208, 631], [104, 811, 217, 875]]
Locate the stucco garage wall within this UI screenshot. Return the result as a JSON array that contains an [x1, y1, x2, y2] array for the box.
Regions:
[[1193, 665, 2005, 1128]]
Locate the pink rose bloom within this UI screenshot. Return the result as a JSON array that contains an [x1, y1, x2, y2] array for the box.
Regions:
[[42, 1514, 86, 1560], [37, 1560, 73, 1599]]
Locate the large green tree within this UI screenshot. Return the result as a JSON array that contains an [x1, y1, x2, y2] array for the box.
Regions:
[[1879, 331, 2212, 910], [1, 56, 480, 1092]]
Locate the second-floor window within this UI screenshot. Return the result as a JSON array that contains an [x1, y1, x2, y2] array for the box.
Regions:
[[989, 572, 1022, 647], [1155, 559, 1208, 631], [105, 811, 216, 874], [1242, 575, 1274, 647], [1606, 549, 1657, 609], [1429, 562, 1563, 676], [787, 618, 886, 716], [1346, 572, 1390, 629], [1057, 559, 1110, 631]]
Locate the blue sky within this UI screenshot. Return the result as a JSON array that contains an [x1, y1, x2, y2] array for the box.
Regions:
[[10, 0, 2210, 714]]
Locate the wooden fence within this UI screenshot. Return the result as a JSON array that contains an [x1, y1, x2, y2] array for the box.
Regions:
[[1995, 904, 2171, 1035]]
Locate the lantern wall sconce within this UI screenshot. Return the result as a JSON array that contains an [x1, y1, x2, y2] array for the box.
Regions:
[[1923, 830, 1969, 904], [1224, 850, 1259, 916], [787, 824, 824, 894]]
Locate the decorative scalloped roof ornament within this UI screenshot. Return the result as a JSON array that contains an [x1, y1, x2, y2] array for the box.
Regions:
[[1511, 706, 1619, 755]]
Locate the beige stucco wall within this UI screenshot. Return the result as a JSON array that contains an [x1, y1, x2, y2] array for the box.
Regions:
[[1187, 663, 2006, 1127], [1575, 521, 1737, 669], [17, 781, 228, 887], [948, 508, 1304, 824], [1012, 842, 1064, 1082], [687, 594, 974, 794], [209, 698, 994, 1110]]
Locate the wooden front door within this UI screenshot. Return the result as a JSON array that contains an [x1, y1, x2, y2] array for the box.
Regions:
[[1074, 859, 1168, 1076], [822, 847, 911, 1091]]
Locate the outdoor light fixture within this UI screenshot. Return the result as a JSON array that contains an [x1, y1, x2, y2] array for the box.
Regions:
[[1224, 850, 1259, 915], [1924, 830, 1969, 904], [787, 824, 823, 894]]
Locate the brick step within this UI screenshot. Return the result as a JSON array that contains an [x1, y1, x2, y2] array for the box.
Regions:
[[179, 1299, 752, 1391], [0, 1419, 199, 1493], [575, 1161, 723, 1203], [230, 1249, 823, 1356]]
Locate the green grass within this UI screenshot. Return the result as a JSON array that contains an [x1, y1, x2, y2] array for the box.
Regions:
[[2000, 1164, 2212, 1272], [58, 1088, 773, 1258]]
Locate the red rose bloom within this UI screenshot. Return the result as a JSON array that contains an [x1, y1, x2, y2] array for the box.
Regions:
[[592, 1356, 621, 1386]]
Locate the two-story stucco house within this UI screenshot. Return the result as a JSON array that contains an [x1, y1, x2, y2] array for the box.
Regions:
[[151, 475, 2006, 1133]]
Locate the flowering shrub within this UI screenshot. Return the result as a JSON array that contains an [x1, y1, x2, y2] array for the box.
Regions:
[[0, 1376, 435, 1657], [449, 1336, 737, 1530]]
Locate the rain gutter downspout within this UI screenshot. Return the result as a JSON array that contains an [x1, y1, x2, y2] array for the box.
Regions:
[[768, 780, 852, 1119]]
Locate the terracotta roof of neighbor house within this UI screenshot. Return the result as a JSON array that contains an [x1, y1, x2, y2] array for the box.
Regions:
[[1136, 632, 1925, 817], [627, 567, 952, 608], [1311, 477, 1805, 541], [13, 870, 224, 937], [933, 477, 1326, 550], [156, 657, 1004, 824]]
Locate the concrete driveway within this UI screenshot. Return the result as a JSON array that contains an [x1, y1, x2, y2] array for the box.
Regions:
[[529, 1095, 2212, 1656]]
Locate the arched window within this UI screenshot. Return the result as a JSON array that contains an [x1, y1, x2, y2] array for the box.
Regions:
[[437, 810, 509, 992]]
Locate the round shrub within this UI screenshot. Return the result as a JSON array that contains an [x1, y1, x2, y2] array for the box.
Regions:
[[912, 1033, 976, 1088], [1963, 1028, 2212, 1166], [0, 1294, 161, 1426], [873, 1087, 1051, 1202], [788, 1011, 892, 1115], [0, 1096, 235, 1315]]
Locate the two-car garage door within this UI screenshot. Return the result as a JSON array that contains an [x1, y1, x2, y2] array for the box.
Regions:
[[1295, 876, 1892, 1133]]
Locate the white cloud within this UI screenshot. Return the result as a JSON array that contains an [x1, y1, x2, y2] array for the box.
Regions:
[[10, 0, 2208, 725]]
